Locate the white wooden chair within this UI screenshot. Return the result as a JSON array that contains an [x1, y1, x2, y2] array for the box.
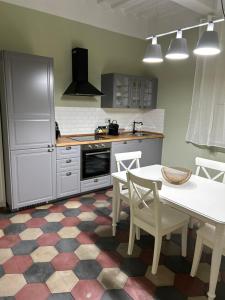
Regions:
[[190, 158, 225, 278], [115, 151, 142, 239], [126, 171, 189, 275], [115, 151, 142, 221], [189, 157, 225, 228]]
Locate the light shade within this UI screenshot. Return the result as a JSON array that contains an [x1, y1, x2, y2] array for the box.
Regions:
[[143, 36, 163, 63], [165, 30, 189, 60], [194, 22, 221, 56]]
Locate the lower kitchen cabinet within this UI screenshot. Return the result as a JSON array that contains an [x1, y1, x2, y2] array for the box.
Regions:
[[111, 138, 162, 174], [56, 145, 81, 198], [10, 148, 56, 209], [57, 170, 80, 198], [81, 175, 111, 193]]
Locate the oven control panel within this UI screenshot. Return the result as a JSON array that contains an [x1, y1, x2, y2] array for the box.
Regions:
[[82, 143, 111, 151]]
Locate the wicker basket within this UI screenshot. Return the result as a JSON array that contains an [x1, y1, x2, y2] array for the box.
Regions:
[[161, 166, 192, 185]]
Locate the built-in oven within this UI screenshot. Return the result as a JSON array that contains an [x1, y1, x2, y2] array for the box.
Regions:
[[81, 143, 111, 180]]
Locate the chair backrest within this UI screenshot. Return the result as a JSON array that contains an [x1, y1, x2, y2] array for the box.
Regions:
[[126, 171, 162, 232], [115, 151, 142, 172], [195, 157, 225, 183]]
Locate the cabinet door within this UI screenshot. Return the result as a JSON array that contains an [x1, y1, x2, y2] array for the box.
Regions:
[[129, 77, 142, 108], [4, 51, 55, 150], [141, 78, 158, 109], [141, 138, 162, 167], [57, 170, 80, 198], [113, 75, 129, 108], [11, 148, 56, 209]]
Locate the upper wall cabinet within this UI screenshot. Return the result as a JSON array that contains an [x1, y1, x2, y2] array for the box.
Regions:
[[1, 51, 55, 150], [101, 73, 158, 109]]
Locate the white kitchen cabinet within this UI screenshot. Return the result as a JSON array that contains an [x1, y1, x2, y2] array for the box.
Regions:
[[0, 51, 56, 210], [57, 171, 80, 198], [56, 145, 81, 198], [11, 148, 56, 209], [81, 175, 111, 193]]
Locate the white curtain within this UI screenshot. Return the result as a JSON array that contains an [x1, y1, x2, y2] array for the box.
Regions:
[[186, 23, 225, 148]]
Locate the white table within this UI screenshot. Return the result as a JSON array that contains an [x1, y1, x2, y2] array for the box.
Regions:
[[112, 165, 225, 300]]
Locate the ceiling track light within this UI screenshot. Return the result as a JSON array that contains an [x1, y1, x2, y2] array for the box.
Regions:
[[193, 21, 221, 56], [143, 16, 224, 63], [142, 36, 163, 63], [165, 30, 189, 60]]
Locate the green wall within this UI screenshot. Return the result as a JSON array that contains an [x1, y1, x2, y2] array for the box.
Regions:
[[0, 0, 225, 180], [147, 30, 225, 170], [0, 1, 147, 107]]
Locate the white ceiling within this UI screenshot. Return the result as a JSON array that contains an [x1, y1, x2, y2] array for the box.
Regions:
[[2, 0, 222, 39]]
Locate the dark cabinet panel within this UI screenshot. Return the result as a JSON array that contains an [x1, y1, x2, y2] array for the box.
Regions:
[[101, 73, 158, 109]]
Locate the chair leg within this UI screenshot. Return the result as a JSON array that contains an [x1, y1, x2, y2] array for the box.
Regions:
[[166, 233, 171, 240], [151, 236, 162, 275], [128, 223, 135, 255], [190, 235, 204, 277], [181, 224, 188, 257], [116, 199, 122, 222], [136, 227, 140, 240]]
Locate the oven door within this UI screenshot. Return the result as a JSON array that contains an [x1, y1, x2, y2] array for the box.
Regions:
[[82, 148, 111, 180]]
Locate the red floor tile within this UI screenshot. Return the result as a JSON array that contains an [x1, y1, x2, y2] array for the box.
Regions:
[[94, 194, 108, 201], [51, 253, 79, 270], [3, 255, 33, 273], [174, 273, 207, 297], [124, 277, 156, 300], [0, 235, 21, 248], [16, 283, 50, 300], [71, 280, 104, 300], [26, 218, 47, 228], [49, 205, 66, 213], [95, 216, 111, 225], [0, 219, 11, 229], [60, 217, 80, 227], [96, 251, 121, 268], [79, 204, 95, 212], [37, 233, 60, 246], [76, 232, 98, 244]]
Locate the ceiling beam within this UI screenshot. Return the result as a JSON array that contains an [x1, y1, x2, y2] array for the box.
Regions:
[[169, 0, 215, 15]]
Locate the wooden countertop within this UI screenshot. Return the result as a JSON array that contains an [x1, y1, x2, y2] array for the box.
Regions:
[[56, 131, 164, 147]]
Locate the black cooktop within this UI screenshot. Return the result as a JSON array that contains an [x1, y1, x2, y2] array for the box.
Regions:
[[71, 135, 106, 142]]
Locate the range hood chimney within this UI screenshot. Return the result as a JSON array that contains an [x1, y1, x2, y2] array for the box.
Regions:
[[63, 48, 103, 96]]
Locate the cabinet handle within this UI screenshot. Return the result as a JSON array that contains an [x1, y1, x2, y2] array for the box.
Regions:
[[94, 179, 99, 183], [66, 172, 72, 176], [123, 141, 127, 144], [48, 149, 53, 152], [48, 145, 51, 148], [66, 159, 72, 163], [66, 146, 71, 150]]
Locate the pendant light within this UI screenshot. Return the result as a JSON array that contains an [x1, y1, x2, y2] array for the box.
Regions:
[[143, 36, 163, 63], [165, 30, 189, 60], [193, 21, 221, 56]]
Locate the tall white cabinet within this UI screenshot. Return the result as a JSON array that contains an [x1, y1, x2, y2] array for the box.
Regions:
[[0, 51, 56, 210]]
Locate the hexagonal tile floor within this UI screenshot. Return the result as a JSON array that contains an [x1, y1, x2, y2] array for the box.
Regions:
[[0, 188, 225, 299]]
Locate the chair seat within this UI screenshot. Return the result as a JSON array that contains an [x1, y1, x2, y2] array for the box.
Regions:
[[136, 204, 189, 233], [197, 223, 225, 250]]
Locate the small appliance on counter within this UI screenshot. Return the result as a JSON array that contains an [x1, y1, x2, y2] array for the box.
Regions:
[[108, 120, 119, 136], [55, 121, 61, 139], [95, 126, 107, 138]]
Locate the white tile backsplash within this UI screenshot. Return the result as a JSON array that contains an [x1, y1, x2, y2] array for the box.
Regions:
[[55, 107, 164, 135]]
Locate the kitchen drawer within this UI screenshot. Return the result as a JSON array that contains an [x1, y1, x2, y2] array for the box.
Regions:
[[57, 157, 80, 173], [57, 170, 80, 198], [56, 146, 80, 159], [81, 175, 111, 193]]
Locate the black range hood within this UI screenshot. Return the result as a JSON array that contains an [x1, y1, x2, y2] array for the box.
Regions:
[[63, 48, 103, 96]]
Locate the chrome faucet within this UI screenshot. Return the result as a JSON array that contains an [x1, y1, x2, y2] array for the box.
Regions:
[[132, 121, 143, 134]]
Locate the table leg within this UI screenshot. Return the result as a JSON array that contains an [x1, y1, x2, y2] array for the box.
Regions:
[[207, 223, 225, 300], [112, 177, 120, 236]]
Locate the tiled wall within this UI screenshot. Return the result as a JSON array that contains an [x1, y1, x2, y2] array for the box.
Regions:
[[55, 107, 165, 135]]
